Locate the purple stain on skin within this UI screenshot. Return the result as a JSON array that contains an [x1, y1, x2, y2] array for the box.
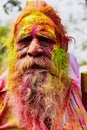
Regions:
[[43, 44, 54, 59], [31, 25, 38, 36]]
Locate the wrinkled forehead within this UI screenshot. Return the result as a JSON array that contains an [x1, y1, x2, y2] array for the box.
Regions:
[[20, 12, 55, 27], [16, 12, 57, 41]]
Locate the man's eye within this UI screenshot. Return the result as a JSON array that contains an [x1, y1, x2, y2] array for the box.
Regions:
[[18, 36, 32, 45], [38, 36, 54, 47]]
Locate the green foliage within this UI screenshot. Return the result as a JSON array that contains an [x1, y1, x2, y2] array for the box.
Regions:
[[3, 0, 22, 14], [85, 0, 87, 6], [0, 26, 9, 37], [0, 25, 10, 69]]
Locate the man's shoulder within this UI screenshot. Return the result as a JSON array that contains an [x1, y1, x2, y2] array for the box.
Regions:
[[0, 78, 5, 92], [0, 71, 8, 112], [0, 70, 8, 92]]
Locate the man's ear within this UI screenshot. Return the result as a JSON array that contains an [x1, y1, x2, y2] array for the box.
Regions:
[[60, 43, 68, 52], [57, 35, 69, 52]]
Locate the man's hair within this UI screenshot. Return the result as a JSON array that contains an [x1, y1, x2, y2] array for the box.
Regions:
[[13, 0, 71, 51]]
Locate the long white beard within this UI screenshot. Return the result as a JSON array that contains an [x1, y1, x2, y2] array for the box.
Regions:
[[7, 56, 71, 130]]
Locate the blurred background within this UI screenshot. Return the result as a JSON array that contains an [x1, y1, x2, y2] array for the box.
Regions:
[[0, 0, 87, 72]]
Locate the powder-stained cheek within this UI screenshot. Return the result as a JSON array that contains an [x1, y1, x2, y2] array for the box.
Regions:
[[42, 44, 55, 59], [51, 45, 69, 72]]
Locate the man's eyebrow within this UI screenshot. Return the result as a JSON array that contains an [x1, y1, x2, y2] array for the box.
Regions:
[[36, 35, 55, 42], [36, 28, 56, 41], [37, 33, 56, 42], [18, 27, 32, 41], [17, 35, 32, 43]]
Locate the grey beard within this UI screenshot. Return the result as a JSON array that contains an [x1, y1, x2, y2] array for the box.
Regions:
[[8, 69, 71, 130], [18, 71, 58, 129], [7, 55, 71, 129]]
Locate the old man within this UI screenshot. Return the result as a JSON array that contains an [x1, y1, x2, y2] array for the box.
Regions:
[[0, 1, 87, 130]]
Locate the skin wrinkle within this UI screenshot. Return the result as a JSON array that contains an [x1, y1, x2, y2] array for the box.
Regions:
[[16, 15, 57, 44], [15, 12, 57, 41]]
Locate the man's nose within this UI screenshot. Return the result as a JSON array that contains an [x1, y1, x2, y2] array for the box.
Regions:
[[27, 38, 43, 57]]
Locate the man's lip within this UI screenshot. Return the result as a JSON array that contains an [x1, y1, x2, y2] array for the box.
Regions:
[[30, 64, 45, 69], [31, 64, 40, 69], [24, 65, 48, 75]]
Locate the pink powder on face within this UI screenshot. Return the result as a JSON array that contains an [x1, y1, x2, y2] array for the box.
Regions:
[[31, 24, 39, 36]]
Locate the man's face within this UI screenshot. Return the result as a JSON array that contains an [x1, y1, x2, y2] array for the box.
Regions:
[[16, 12, 58, 70]]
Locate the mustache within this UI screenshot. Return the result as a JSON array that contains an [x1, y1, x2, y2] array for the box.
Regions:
[[14, 55, 70, 84], [15, 55, 52, 74]]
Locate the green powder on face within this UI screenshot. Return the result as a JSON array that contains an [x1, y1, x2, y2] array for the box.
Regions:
[[51, 45, 69, 73]]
